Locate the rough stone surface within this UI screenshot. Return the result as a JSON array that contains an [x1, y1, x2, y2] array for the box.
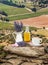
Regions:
[[0, 44, 48, 65], [8, 59, 22, 65], [39, 54, 48, 59], [4, 45, 45, 57], [0, 63, 12, 65], [21, 62, 37, 65], [31, 59, 43, 64]]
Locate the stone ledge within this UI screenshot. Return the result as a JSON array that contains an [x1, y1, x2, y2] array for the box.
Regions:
[[3, 45, 45, 57]]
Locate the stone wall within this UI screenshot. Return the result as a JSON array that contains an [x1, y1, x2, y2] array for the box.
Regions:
[[0, 43, 48, 65]]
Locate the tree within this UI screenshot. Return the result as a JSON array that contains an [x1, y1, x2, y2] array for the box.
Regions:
[[15, 1, 17, 3], [39, 0, 48, 7], [24, 0, 26, 2], [10, 0, 12, 3], [0, 11, 8, 16], [32, 8, 37, 12]]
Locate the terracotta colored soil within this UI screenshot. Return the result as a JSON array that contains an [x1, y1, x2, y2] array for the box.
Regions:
[[17, 15, 48, 28]]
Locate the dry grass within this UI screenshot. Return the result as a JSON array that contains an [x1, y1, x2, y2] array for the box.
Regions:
[[32, 29, 48, 37]]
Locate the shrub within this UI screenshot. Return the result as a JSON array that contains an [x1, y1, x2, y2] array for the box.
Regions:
[[32, 8, 37, 12], [30, 27, 38, 31], [5, 18, 9, 22], [0, 11, 8, 16], [43, 27, 45, 29], [36, 34, 45, 38]]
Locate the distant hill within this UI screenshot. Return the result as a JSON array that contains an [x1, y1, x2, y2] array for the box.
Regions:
[[0, 0, 48, 21]]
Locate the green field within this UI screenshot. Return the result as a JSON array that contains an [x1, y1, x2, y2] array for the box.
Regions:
[[8, 9, 48, 20], [0, 2, 48, 21], [0, 22, 13, 30], [0, 3, 30, 15]]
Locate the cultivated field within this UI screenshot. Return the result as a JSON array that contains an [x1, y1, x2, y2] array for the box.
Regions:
[[0, 3, 30, 15], [17, 15, 48, 28], [8, 7, 48, 20], [0, 1, 48, 21]]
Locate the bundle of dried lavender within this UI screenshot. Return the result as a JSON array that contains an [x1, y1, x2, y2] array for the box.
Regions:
[[14, 21, 23, 32]]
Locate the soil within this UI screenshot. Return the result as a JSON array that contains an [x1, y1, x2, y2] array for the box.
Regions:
[[17, 15, 48, 28]]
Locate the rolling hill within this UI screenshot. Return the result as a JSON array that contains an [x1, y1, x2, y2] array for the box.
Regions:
[[0, 3, 30, 15], [0, 0, 48, 21]]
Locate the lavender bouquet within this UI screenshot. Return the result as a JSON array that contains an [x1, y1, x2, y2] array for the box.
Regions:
[[14, 21, 23, 32]]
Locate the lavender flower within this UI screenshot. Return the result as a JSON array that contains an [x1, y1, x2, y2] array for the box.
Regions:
[[14, 21, 23, 32]]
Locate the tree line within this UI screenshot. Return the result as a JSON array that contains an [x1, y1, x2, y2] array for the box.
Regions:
[[0, 0, 48, 8]]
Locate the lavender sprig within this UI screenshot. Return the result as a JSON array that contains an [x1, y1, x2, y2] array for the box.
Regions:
[[14, 21, 23, 32]]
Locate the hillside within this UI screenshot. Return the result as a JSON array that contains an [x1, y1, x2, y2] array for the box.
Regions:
[[0, 3, 30, 15], [0, 0, 48, 21], [8, 8, 48, 20]]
